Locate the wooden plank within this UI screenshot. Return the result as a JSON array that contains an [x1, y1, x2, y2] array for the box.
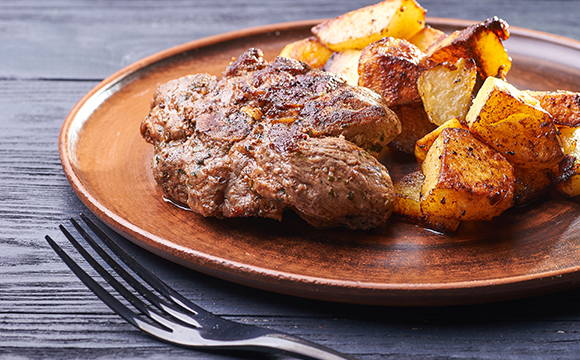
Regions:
[[3, 301, 580, 358], [0, 0, 578, 79], [0, 0, 375, 80]]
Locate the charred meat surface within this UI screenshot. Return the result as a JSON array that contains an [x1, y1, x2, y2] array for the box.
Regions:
[[141, 48, 401, 229]]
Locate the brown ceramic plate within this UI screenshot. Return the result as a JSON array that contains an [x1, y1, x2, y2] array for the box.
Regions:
[[60, 18, 580, 306]]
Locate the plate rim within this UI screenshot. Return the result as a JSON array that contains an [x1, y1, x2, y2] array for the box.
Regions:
[[59, 17, 580, 306]]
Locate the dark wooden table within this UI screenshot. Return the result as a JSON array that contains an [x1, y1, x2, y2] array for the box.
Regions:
[[3, 1, 580, 359]]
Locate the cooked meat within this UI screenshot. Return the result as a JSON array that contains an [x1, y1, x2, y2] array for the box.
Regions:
[[141, 48, 401, 229]]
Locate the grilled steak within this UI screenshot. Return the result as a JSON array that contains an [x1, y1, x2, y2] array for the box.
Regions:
[[141, 48, 401, 229]]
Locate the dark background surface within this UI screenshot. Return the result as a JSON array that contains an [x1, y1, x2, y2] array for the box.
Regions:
[[2, 1, 580, 359]]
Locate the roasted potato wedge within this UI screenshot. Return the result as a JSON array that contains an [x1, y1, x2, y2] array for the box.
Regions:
[[526, 90, 580, 127], [408, 25, 447, 53], [394, 171, 461, 233], [388, 101, 437, 154], [324, 49, 362, 86], [415, 117, 468, 163], [421, 127, 515, 221], [358, 37, 427, 107], [426, 17, 511, 79], [522, 89, 580, 197], [551, 125, 580, 198], [418, 58, 477, 126], [466, 77, 564, 170], [311, 0, 426, 51], [279, 36, 334, 70]]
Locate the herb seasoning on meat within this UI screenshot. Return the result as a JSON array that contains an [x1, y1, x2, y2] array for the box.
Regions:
[[141, 48, 401, 229]]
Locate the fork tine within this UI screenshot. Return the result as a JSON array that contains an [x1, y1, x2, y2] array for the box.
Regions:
[[56, 224, 156, 317], [75, 215, 268, 332], [47, 227, 210, 336], [45, 234, 148, 330], [79, 213, 206, 316], [69, 219, 177, 309], [67, 218, 203, 329]]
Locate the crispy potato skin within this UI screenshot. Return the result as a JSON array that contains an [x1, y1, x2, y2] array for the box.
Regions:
[[526, 90, 580, 127], [426, 17, 511, 79], [522, 90, 580, 198], [466, 77, 564, 170], [415, 117, 468, 163], [394, 171, 461, 233], [470, 113, 564, 170], [552, 155, 580, 198], [279, 36, 334, 70], [551, 126, 580, 198], [358, 37, 428, 107], [421, 127, 515, 221], [418, 58, 477, 126], [311, 0, 426, 51]]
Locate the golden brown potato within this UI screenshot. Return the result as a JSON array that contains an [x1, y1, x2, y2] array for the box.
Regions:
[[526, 90, 580, 127], [388, 101, 437, 154], [524, 90, 580, 197], [311, 0, 426, 51], [417, 58, 477, 126], [323, 49, 362, 86], [415, 117, 468, 163], [466, 77, 564, 170], [426, 17, 512, 79], [421, 127, 515, 221], [394, 171, 461, 233], [358, 37, 428, 107], [408, 25, 447, 53], [512, 166, 552, 206], [279, 36, 334, 70], [551, 125, 580, 198]]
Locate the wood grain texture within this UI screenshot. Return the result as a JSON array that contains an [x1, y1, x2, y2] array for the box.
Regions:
[[1, 0, 579, 80], [2, 0, 580, 359]]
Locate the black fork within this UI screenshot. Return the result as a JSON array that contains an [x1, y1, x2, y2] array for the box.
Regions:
[[45, 214, 357, 360]]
